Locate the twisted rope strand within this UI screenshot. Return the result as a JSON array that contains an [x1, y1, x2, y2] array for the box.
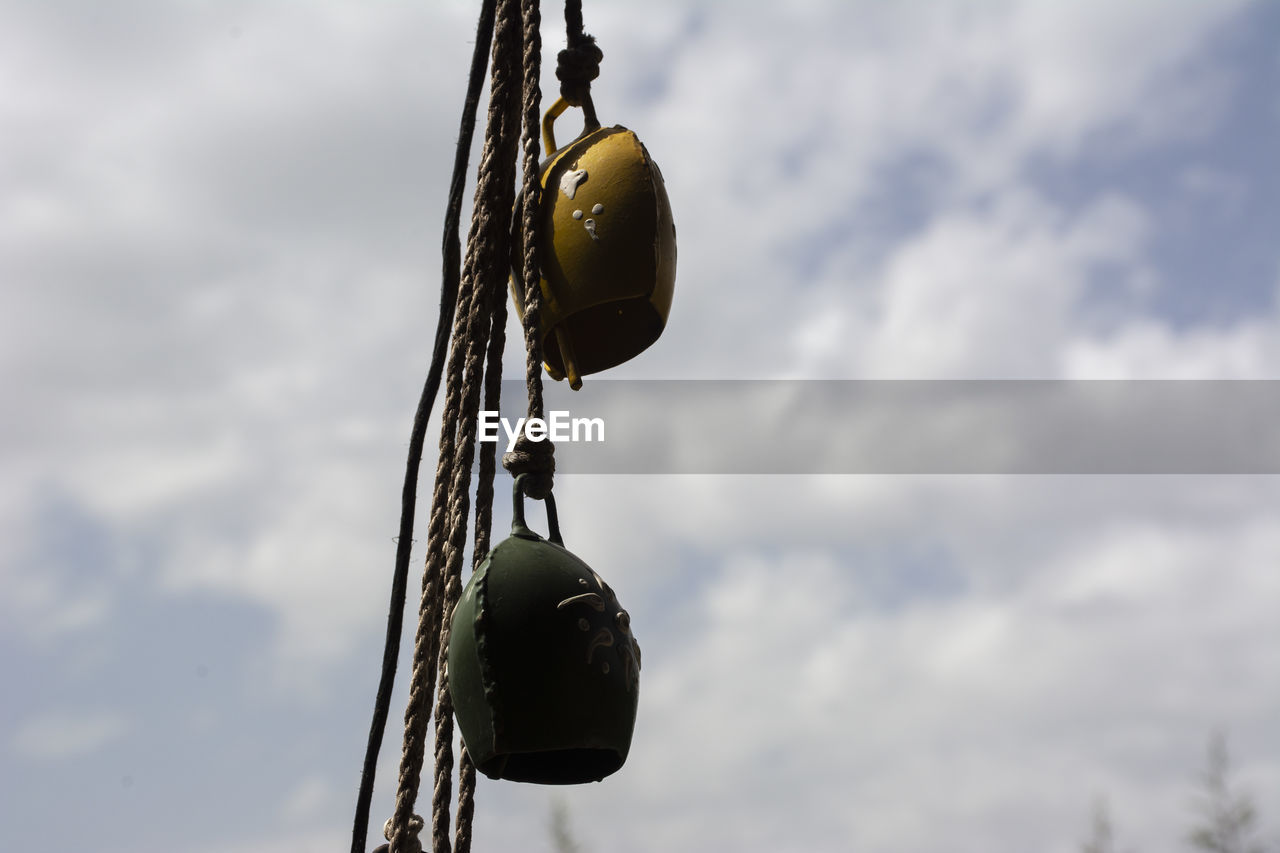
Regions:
[[449, 249, 508, 853], [427, 274, 510, 853], [452, 747, 477, 853], [502, 0, 558, 500], [426, 245, 515, 853], [389, 0, 524, 849], [367, 0, 551, 848], [351, 3, 495, 850], [428, 2, 524, 844], [473, 278, 509, 572], [518, 0, 545, 426]]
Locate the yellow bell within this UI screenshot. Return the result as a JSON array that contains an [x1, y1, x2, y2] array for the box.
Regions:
[[512, 96, 676, 389]]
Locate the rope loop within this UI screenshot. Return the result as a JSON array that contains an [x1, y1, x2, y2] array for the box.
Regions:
[[502, 433, 556, 499]]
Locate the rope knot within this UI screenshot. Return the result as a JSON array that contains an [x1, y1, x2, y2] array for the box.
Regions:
[[379, 815, 424, 853], [556, 36, 602, 107], [502, 432, 556, 499]]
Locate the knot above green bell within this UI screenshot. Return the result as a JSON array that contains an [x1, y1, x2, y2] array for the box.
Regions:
[[512, 95, 677, 389], [447, 475, 641, 784]]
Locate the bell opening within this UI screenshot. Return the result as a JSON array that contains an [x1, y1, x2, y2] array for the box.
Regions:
[[481, 747, 625, 785], [543, 297, 663, 378]]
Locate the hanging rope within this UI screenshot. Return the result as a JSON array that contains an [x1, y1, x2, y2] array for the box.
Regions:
[[448, 258, 508, 853], [351, 2, 496, 851], [502, 0, 555, 500], [384, 0, 530, 849], [357, 0, 584, 849], [555, 0, 602, 125]]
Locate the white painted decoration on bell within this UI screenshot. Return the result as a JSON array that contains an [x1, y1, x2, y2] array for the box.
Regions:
[[560, 169, 588, 200]]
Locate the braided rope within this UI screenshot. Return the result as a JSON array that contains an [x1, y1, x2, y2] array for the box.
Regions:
[[427, 284, 513, 853], [449, 261, 507, 853], [502, 0, 556, 500], [452, 747, 477, 853], [368, 0, 563, 848], [350, 2, 496, 850], [472, 279, 509, 576], [387, 0, 525, 850]]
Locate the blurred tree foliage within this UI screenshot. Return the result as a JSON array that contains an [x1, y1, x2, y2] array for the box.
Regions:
[[1082, 796, 1120, 853], [1187, 732, 1266, 853], [550, 797, 583, 853], [1085, 730, 1271, 853]]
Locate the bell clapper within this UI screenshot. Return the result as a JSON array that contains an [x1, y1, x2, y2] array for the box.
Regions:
[[554, 325, 584, 390]]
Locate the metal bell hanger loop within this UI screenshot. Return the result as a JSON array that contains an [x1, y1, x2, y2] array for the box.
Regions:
[[511, 473, 563, 545], [542, 92, 600, 155]]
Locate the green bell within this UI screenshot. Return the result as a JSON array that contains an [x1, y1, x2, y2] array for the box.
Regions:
[[447, 476, 641, 784]]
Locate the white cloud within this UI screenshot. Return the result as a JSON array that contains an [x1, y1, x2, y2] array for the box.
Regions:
[[190, 827, 346, 853], [600, 0, 1257, 381], [1, 2, 1276, 852], [1063, 285, 1280, 378], [12, 709, 129, 760], [2, 572, 111, 640], [855, 191, 1149, 377], [536, 477, 1280, 853], [279, 774, 339, 824]]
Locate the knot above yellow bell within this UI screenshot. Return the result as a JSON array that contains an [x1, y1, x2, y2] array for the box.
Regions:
[[512, 95, 676, 389]]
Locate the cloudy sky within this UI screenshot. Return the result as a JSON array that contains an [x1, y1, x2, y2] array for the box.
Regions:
[[2, 1, 1278, 852]]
